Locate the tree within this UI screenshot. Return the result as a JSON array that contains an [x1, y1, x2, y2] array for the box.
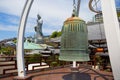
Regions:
[[50, 31, 58, 38], [0, 46, 15, 55], [57, 31, 62, 37], [13, 39, 17, 43], [50, 31, 62, 38]]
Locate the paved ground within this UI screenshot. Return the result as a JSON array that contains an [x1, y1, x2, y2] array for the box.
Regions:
[[0, 66, 114, 80]]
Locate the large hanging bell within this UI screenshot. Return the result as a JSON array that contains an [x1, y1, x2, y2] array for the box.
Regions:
[[59, 15, 90, 61]]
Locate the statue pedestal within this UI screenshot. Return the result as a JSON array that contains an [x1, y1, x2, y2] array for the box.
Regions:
[[13, 75, 32, 80]]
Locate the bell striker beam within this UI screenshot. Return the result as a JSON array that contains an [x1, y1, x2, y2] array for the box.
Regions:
[[17, 0, 34, 77], [101, 0, 120, 79]]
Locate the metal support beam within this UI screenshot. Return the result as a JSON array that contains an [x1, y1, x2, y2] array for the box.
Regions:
[[17, 0, 34, 77], [101, 0, 120, 79], [73, 61, 76, 68]]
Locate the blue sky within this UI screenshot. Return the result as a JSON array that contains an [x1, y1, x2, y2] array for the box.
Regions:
[[0, 0, 120, 41]]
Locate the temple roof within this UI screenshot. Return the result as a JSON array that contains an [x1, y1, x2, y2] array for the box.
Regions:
[[24, 40, 45, 50]]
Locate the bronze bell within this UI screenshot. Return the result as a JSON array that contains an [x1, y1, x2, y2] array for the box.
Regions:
[[59, 6, 90, 62]]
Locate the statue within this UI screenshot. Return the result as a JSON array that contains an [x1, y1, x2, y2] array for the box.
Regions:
[[35, 14, 43, 36], [34, 14, 43, 43]]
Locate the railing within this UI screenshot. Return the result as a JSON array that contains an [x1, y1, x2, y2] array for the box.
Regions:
[[0, 56, 47, 75], [0, 55, 71, 76], [1, 54, 107, 77], [0, 56, 17, 75]]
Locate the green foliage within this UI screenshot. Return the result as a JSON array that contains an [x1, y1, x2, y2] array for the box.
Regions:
[[57, 31, 62, 37], [25, 54, 42, 63], [50, 31, 58, 38], [13, 39, 17, 43], [0, 46, 14, 55], [95, 55, 104, 65], [117, 12, 120, 17], [50, 61, 58, 67], [45, 54, 69, 67], [50, 31, 62, 38]]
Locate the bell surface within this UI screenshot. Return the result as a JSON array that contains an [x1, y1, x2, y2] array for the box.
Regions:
[[59, 16, 90, 61]]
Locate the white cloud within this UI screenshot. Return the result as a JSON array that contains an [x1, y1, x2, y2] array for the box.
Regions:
[[0, 24, 18, 31], [0, 0, 95, 37], [0, 0, 25, 16], [0, 0, 94, 21], [0, 18, 35, 33]]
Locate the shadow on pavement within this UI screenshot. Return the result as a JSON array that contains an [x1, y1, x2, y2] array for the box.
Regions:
[[63, 72, 91, 80]]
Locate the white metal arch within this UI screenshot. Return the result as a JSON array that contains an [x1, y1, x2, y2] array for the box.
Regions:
[[101, 0, 120, 79], [17, 0, 34, 77]]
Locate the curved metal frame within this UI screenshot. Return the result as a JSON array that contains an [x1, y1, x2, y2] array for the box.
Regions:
[[17, 0, 34, 77], [89, 0, 101, 13]]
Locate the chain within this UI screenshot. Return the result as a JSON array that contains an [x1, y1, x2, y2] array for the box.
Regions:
[[73, 0, 76, 6]]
